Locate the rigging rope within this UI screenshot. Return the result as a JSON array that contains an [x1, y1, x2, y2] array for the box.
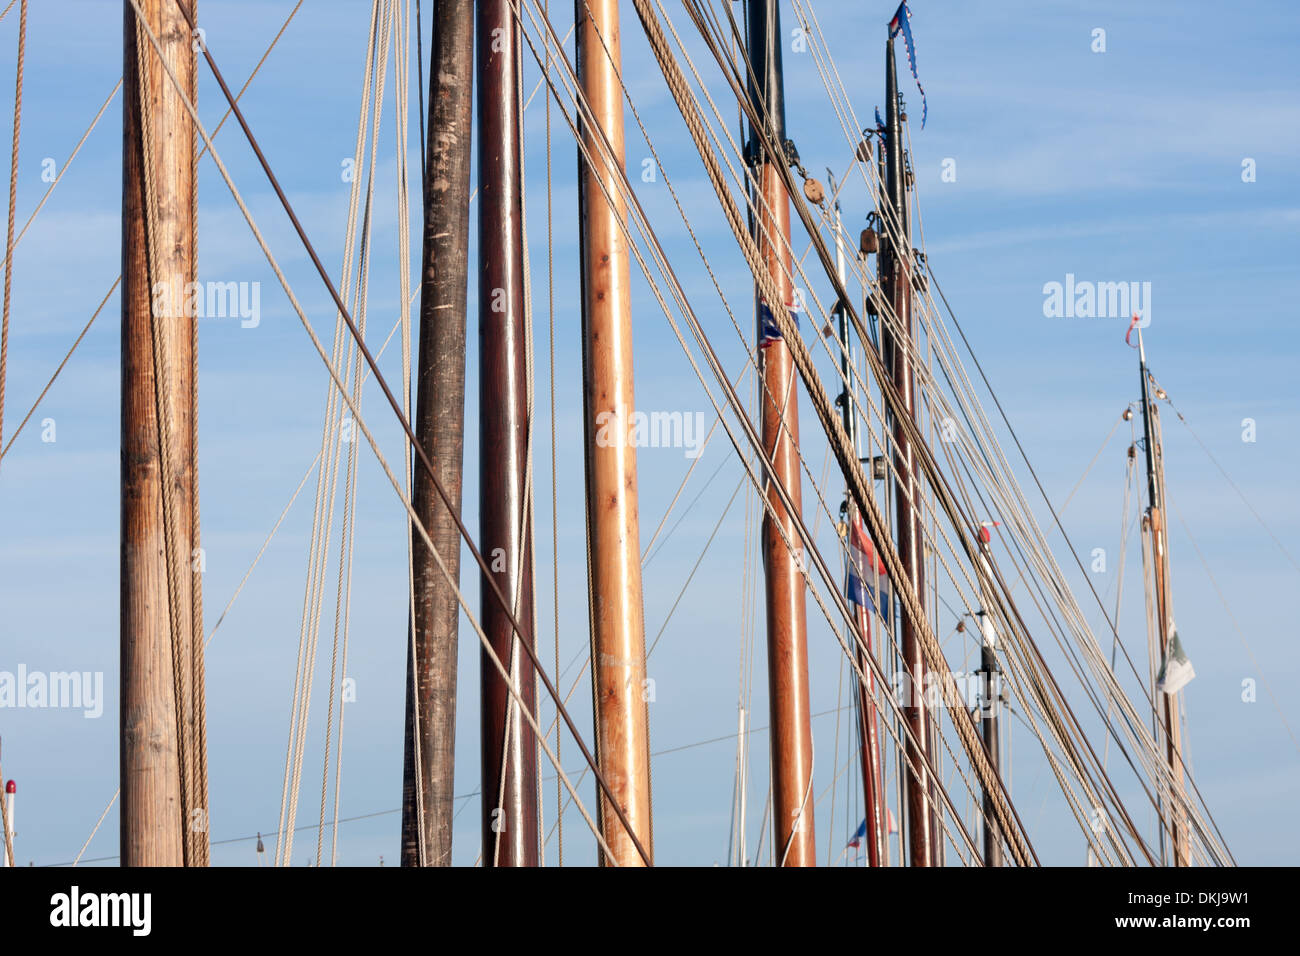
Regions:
[[633, 0, 1036, 865], [130, 4, 204, 864], [517, 0, 996, 864], [142, 0, 651, 863], [0, 0, 26, 471], [0, 1, 301, 469]]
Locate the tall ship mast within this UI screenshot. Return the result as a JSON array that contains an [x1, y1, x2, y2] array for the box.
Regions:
[[876, 17, 937, 868], [1135, 328, 1193, 866], [476, 0, 540, 867], [745, 0, 817, 868], [120, 0, 208, 868], [0, 0, 1269, 876], [402, 0, 472, 869]]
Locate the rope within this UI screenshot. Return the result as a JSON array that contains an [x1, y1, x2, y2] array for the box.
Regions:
[[188, 0, 210, 868], [139, 0, 644, 863], [1101, 435, 1137, 775], [1, 0, 301, 468], [281, 0, 386, 866], [72, 789, 119, 867], [631, 0, 1035, 866], [518, 1, 988, 864], [0, 277, 119, 464], [13, 80, 122, 251], [301, 0, 390, 867], [533, 0, 1180, 866], [0, 0, 27, 467], [516, 3, 545, 866], [374, 0, 413, 871], [130, 3, 202, 865], [543, 0, 563, 865], [518, 0, 994, 864], [1167, 492, 1300, 759], [1169, 397, 1300, 581], [135, 4, 627, 865], [204, 308, 410, 653]]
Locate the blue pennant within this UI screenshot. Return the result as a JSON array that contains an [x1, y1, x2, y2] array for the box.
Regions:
[[888, 2, 927, 129]]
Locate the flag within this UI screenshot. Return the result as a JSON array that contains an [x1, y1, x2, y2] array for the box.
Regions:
[[849, 808, 898, 849], [758, 297, 799, 349], [847, 817, 867, 849], [847, 512, 891, 624], [888, 2, 927, 129], [1155, 622, 1195, 695], [873, 106, 888, 160], [1125, 312, 1141, 347]]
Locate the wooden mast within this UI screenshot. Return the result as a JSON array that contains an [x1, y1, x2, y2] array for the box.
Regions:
[[1137, 332, 1188, 867], [575, 0, 655, 867], [881, 35, 934, 867], [476, 0, 540, 867], [401, 0, 474, 868], [746, 0, 816, 867], [121, 0, 206, 868]]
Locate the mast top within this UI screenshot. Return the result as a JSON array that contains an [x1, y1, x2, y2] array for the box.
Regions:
[[745, 0, 789, 161]]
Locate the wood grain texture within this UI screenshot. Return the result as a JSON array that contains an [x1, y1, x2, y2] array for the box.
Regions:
[[576, 0, 655, 868]]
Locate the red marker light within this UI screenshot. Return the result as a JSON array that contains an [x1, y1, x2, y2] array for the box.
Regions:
[[4, 781, 13, 794]]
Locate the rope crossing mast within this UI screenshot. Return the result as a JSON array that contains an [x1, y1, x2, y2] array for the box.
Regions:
[[120, 0, 209, 868]]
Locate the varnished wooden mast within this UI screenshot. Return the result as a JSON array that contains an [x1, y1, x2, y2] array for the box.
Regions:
[[1137, 333, 1188, 867], [881, 36, 934, 867], [746, 0, 816, 867], [575, 0, 655, 867], [120, 0, 206, 867], [401, 0, 473, 868], [477, 0, 540, 867]]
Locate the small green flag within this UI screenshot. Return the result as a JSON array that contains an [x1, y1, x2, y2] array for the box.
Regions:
[[1156, 623, 1195, 695]]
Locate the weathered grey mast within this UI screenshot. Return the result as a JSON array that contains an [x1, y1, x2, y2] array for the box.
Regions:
[[401, 0, 473, 869]]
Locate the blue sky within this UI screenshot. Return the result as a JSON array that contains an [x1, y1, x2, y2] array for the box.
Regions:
[[0, 0, 1297, 866]]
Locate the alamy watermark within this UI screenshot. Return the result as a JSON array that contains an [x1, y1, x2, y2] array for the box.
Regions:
[[151, 278, 261, 328], [0, 666, 104, 718], [889, 667, 1005, 718], [1042, 273, 1151, 325], [594, 405, 708, 459]]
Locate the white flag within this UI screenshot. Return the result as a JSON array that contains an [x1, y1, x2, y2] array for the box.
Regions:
[[1156, 623, 1195, 695]]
